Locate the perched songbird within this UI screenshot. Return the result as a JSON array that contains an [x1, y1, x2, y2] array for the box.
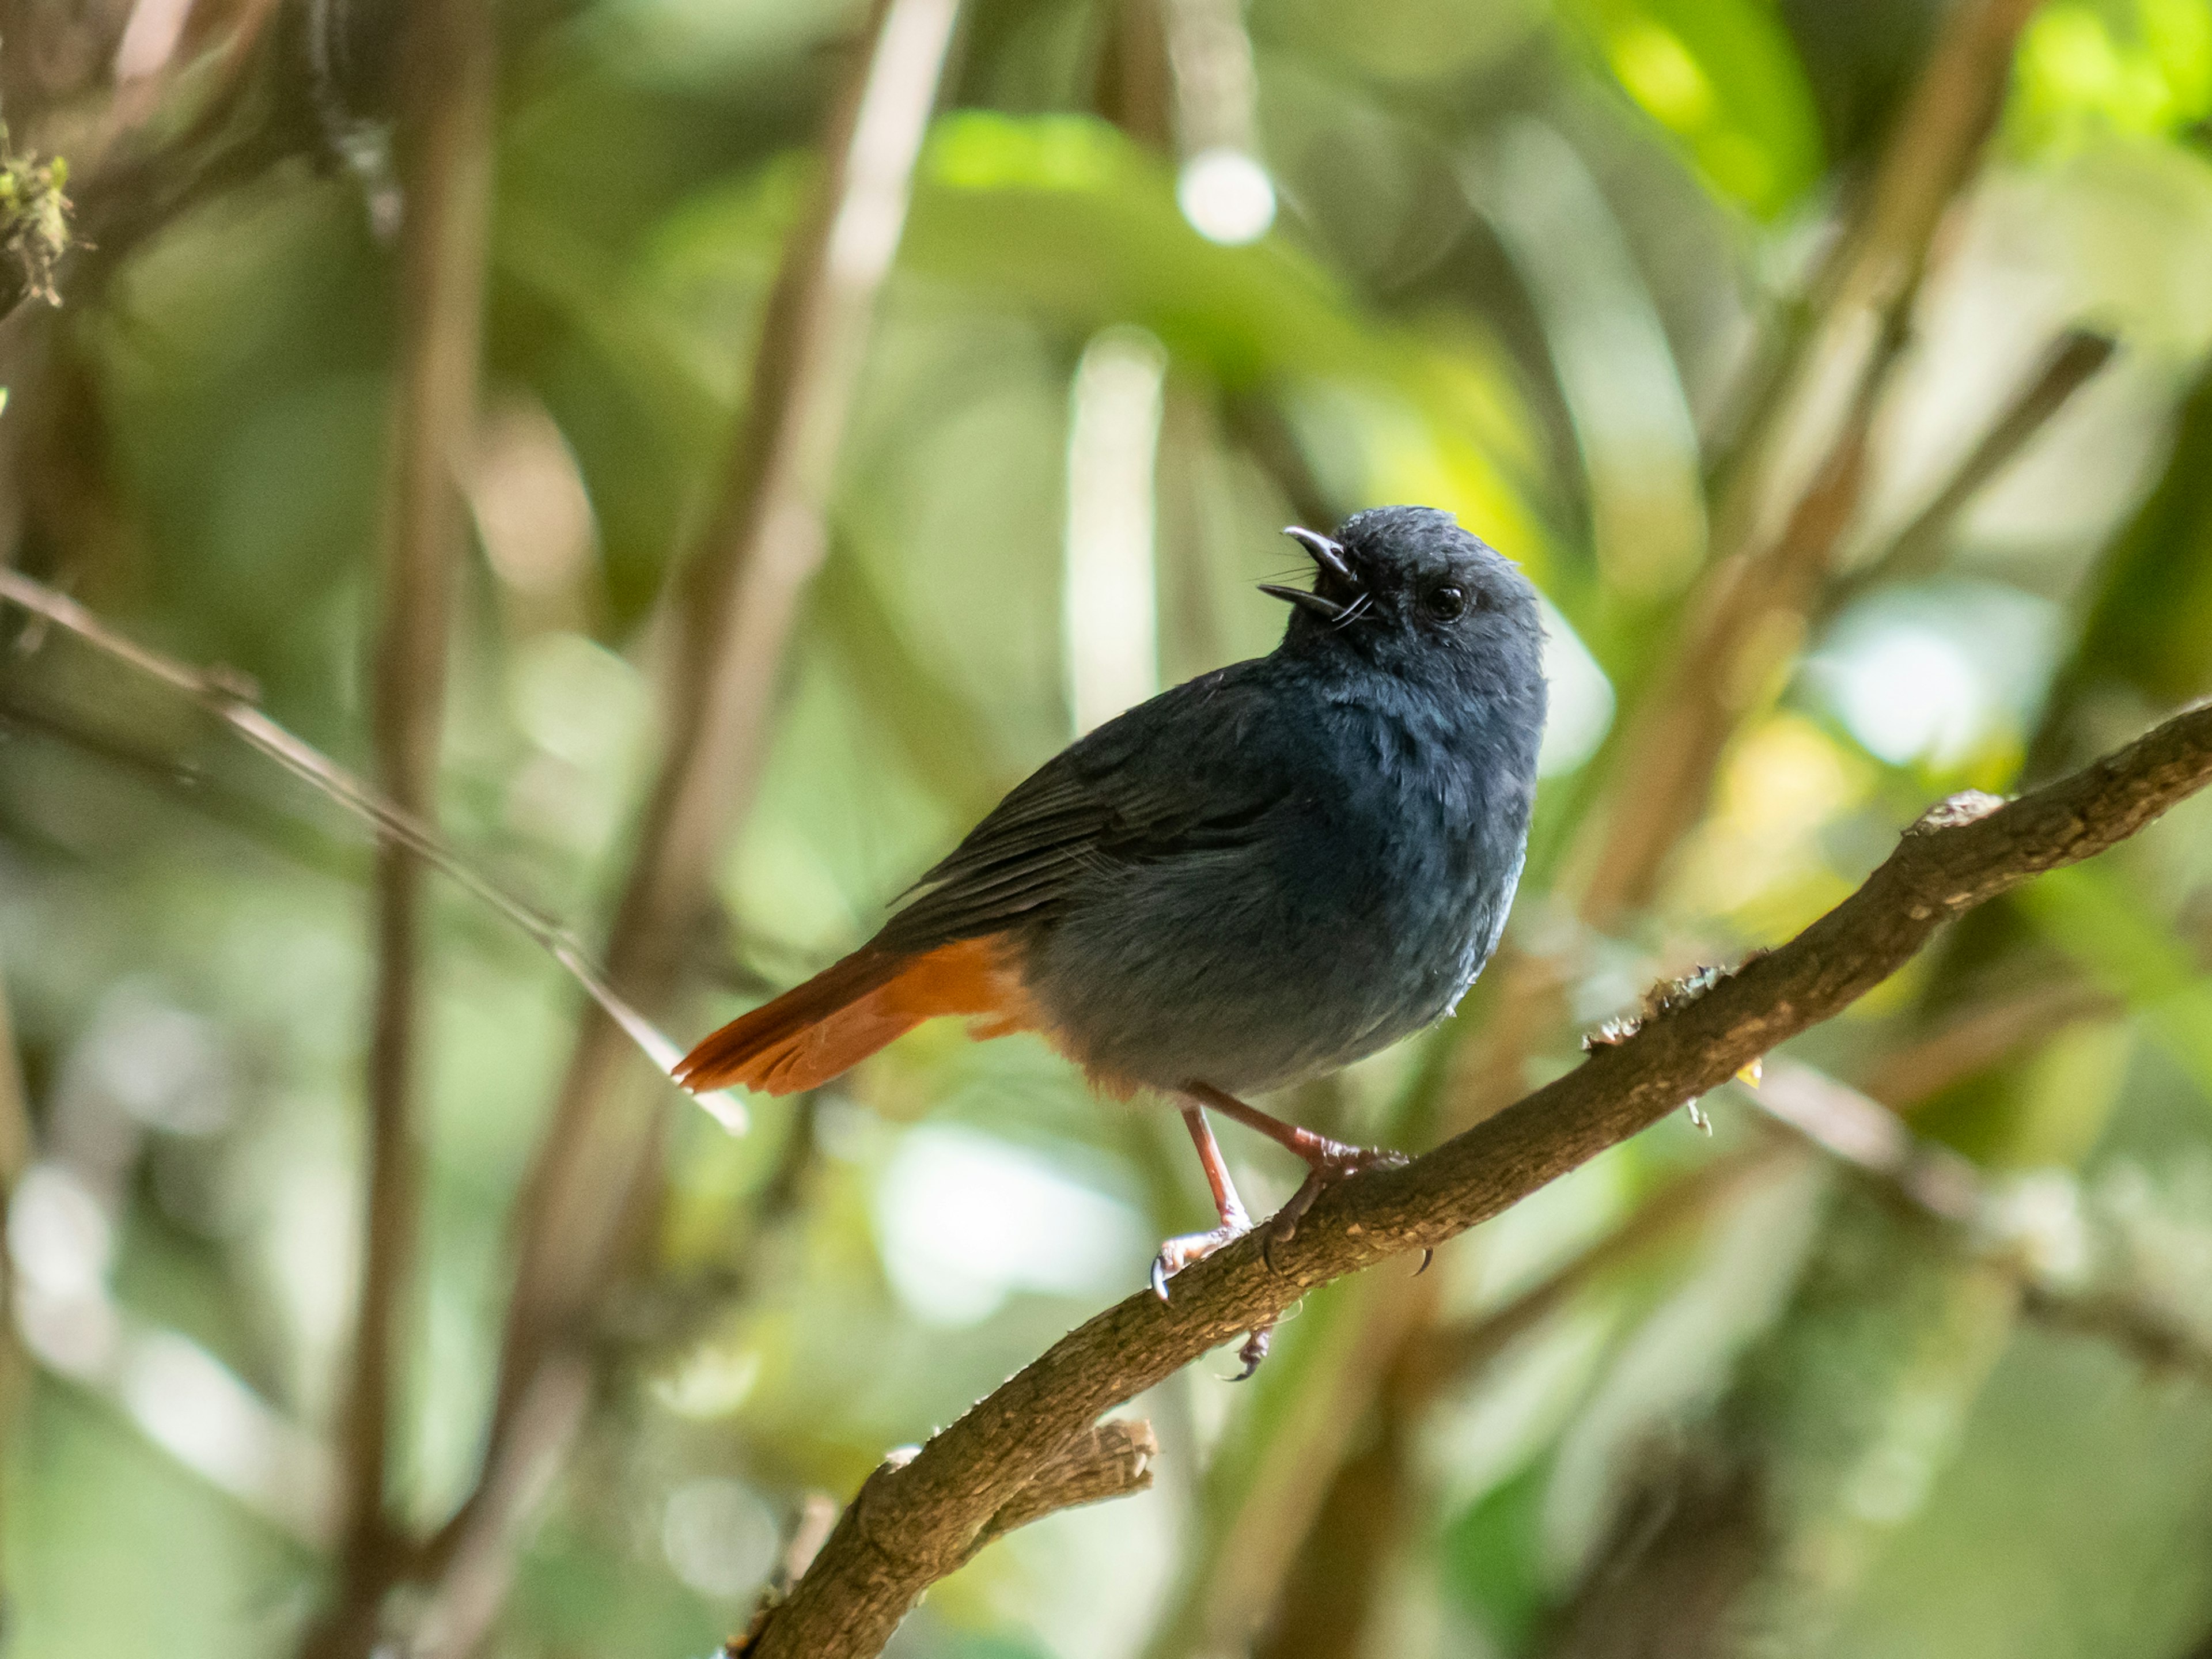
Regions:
[[677, 506, 1547, 1370]]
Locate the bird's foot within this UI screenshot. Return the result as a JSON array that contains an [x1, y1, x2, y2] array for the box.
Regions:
[[1149, 1218, 1253, 1301], [1262, 1138, 1408, 1268], [1150, 1219, 1277, 1378]]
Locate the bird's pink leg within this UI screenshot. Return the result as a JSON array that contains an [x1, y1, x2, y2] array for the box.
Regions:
[[1183, 1081, 1411, 1263], [1151, 1099, 1277, 1378], [1184, 1082, 1408, 1180], [1151, 1101, 1253, 1293]]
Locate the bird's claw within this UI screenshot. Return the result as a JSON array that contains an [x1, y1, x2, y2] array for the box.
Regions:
[[1261, 1142, 1408, 1267], [1231, 1325, 1272, 1380], [1153, 1221, 1277, 1376], [1149, 1218, 1252, 1301]]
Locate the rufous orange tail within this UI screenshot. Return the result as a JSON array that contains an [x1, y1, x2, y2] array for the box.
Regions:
[[673, 936, 1033, 1096]]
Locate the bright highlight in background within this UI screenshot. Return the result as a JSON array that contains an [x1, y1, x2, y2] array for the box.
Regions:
[[1823, 626, 1985, 765], [874, 1126, 1146, 1326], [1177, 147, 1277, 244], [1536, 597, 1615, 777], [1065, 327, 1169, 734], [1812, 584, 2059, 768]]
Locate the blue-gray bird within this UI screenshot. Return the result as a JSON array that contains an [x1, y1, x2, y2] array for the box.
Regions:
[[678, 506, 1548, 1370]]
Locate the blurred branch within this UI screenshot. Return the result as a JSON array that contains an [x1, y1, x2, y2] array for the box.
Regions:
[[2017, 1283, 2212, 1382], [1423, 1143, 1791, 1388], [1247, 1142, 1791, 1659], [416, 1101, 828, 1636], [1754, 1059, 1982, 1219], [1859, 978, 2119, 1104], [1832, 328, 2118, 607], [0, 954, 29, 1196], [727, 1494, 841, 1657], [747, 702, 2212, 1658], [1756, 1060, 2212, 1387], [1423, 974, 2131, 1398], [0, 571, 734, 1119], [1828, 0, 2044, 323], [460, 0, 959, 1593], [1573, 307, 1901, 930], [312, 0, 496, 1652], [410, 1355, 592, 1659]]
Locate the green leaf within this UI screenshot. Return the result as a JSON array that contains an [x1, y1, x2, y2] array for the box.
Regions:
[[1566, 0, 1825, 217]]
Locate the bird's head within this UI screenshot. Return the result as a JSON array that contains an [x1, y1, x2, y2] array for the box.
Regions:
[[1265, 506, 1546, 702]]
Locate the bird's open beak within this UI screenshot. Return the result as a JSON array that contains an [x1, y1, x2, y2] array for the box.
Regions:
[[1283, 525, 1354, 584], [1260, 526, 1356, 619], [1259, 582, 1347, 619]]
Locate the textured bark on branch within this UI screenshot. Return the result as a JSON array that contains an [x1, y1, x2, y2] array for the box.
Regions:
[[748, 699, 2212, 1658]]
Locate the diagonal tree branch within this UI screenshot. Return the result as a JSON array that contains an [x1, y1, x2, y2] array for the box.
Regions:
[[748, 698, 2212, 1658]]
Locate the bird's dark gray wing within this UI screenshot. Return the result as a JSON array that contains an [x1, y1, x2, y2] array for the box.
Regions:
[[873, 668, 1290, 955]]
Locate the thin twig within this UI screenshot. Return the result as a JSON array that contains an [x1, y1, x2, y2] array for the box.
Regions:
[[970, 1418, 1161, 1552], [1757, 1061, 2212, 1388], [456, 0, 960, 1581], [0, 567, 740, 1130], [410, 1354, 593, 1659], [727, 1494, 842, 1657], [747, 701, 2212, 1658], [312, 3, 495, 1653], [1832, 328, 2116, 607]]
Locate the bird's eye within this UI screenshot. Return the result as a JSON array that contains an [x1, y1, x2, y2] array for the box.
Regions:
[[1424, 584, 1468, 622]]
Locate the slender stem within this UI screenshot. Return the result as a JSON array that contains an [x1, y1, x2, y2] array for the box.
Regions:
[[457, 0, 960, 1585], [1830, 328, 2116, 608], [313, 2, 494, 1650], [0, 567, 737, 1128]]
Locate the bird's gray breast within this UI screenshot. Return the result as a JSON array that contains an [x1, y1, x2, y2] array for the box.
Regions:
[[1017, 702, 1527, 1095]]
